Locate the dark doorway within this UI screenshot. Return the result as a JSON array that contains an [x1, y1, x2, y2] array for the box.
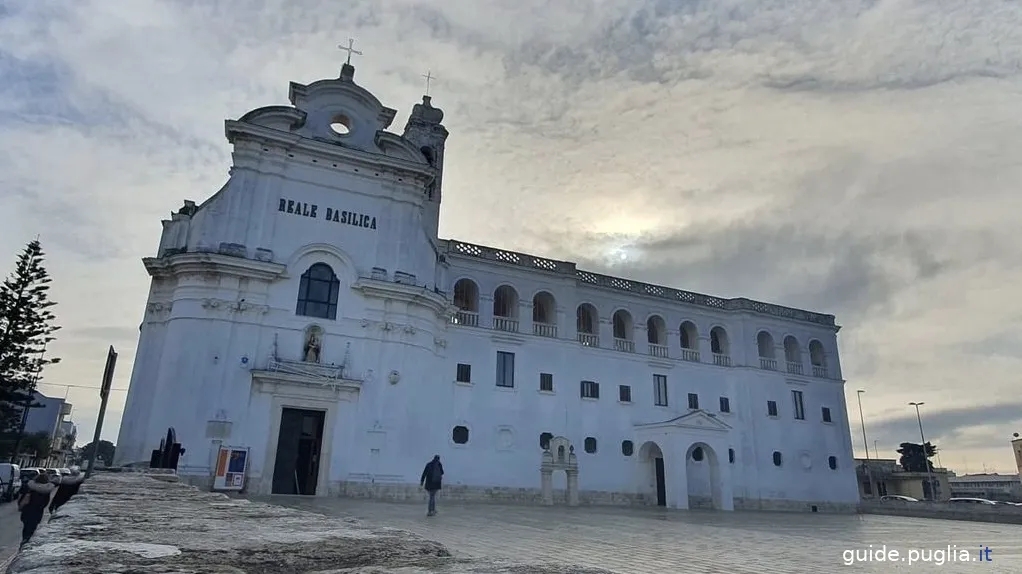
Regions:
[[654, 457, 667, 507], [271, 408, 325, 495]]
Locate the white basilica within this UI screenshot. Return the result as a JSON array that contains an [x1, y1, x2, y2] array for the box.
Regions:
[[114, 57, 860, 512]]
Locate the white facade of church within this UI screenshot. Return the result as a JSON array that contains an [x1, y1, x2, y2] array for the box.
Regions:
[[115, 61, 861, 512]]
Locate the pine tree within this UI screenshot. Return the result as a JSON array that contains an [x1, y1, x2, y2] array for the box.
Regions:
[[0, 240, 61, 438]]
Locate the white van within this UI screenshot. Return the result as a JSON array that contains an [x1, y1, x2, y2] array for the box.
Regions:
[[0, 463, 21, 502]]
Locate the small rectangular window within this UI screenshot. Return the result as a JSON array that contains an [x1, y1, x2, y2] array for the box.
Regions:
[[822, 406, 832, 423], [688, 393, 699, 410], [767, 400, 778, 417], [496, 352, 515, 388], [456, 363, 471, 383], [792, 390, 805, 420], [653, 375, 668, 406], [581, 380, 600, 399], [619, 384, 631, 402], [719, 396, 731, 413], [539, 373, 553, 392]]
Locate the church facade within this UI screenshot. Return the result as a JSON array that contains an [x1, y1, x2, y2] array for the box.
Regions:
[[115, 60, 860, 512]]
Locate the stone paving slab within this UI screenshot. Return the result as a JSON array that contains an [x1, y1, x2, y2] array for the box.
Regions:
[[263, 496, 1022, 573], [5, 473, 612, 573]]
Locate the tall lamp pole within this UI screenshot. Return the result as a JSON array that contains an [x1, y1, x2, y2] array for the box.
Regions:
[[909, 401, 936, 501], [856, 390, 873, 496]]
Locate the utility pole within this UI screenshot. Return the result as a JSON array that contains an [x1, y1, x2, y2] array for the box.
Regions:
[[85, 346, 117, 478], [909, 401, 937, 501], [856, 389, 873, 497]]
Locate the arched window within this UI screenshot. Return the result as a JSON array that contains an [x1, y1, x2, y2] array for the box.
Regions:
[[729, 448, 735, 464], [828, 456, 838, 470], [621, 440, 634, 456], [540, 432, 553, 450], [772, 451, 783, 467], [691, 447, 704, 462], [296, 263, 340, 320], [584, 437, 597, 454]]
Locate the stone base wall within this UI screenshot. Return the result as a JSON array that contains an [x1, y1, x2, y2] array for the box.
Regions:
[[175, 472, 856, 513], [861, 499, 1022, 525]]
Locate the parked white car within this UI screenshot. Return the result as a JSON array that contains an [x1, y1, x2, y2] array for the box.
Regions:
[[948, 497, 998, 505], [0, 463, 21, 502], [879, 495, 918, 502]]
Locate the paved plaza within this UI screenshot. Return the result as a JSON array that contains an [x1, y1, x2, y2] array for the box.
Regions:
[[264, 496, 1022, 573]]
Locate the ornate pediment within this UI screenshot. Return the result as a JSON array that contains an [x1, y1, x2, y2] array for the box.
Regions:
[[634, 409, 733, 433]]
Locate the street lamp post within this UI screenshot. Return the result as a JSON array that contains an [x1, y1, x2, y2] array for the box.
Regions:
[[856, 390, 873, 496], [909, 401, 937, 501]]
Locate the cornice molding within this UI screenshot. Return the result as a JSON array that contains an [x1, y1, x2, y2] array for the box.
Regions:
[[143, 253, 287, 281], [350, 278, 455, 320], [224, 120, 434, 183]]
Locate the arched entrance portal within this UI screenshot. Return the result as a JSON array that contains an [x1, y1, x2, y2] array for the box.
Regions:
[[686, 442, 723, 509], [638, 441, 667, 506]]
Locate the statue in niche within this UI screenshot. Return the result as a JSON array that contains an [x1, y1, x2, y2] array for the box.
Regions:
[[303, 325, 323, 363]]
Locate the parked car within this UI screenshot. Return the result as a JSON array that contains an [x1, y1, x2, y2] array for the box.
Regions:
[[880, 495, 919, 502], [948, 497, 997, 505], [0, 463, 21, 502]]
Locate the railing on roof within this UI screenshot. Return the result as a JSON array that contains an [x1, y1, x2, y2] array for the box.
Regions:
[[443, 239, 836, 327]]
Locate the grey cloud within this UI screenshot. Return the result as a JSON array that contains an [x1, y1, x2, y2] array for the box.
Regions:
[[869, 403, 1022, 451], [64, 326, 140, 344]]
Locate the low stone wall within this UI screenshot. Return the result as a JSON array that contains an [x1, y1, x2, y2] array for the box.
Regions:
[[861, 499, 1022, 524], [6, 472, 613, 573]]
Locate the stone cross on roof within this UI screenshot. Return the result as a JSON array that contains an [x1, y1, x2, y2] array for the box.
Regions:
[[422, 70, 435, 97], [338, 38, 362, 66]]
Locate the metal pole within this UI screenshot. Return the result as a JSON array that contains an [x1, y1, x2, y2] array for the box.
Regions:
[[85, 347, 117, 478], [857, 390, 873, 496], [874, 440, 879, 460], [910, 402, 937, 501]]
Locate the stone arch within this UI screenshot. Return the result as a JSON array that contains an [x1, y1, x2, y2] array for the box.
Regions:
[[541, 436, 578, 506], [492, 284, 520, 318], [286, 243, 358, 285], [679, 321, 698, 350], [612, 309, 634, 340], [638, 441, 667, 507], [685, 442, 723, 510], [783, 335, 801, 363], [532, 291, 557, 337], [808, 340, 827, 366], [452, 278, 480, 327], [452, 278, 479, 312], [756, 331, 776, 358], [576, 303, 599, 346], [709, 326, 731, 365], [646, 314, 667, 345]]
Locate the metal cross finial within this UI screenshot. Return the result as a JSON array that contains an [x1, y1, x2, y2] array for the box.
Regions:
[[422, 70, 435, 96], [338, 38, 362, 65]]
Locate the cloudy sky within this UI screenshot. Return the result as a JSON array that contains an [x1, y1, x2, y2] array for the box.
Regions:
[[1, 0, 1020, 473]]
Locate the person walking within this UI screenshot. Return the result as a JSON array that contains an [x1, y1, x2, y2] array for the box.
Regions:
[[17, 472, 55, 547], [419, 455, 444, 517], [49, 467, 85, 516]]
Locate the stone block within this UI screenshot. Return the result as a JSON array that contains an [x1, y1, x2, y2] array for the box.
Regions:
[[9, 473, 611, 573]]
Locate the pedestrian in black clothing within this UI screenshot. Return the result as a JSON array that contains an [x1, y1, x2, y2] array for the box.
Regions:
[[17, 473, 55, 547], [419, 455, 443, 516], [49, 467, 85, 515]]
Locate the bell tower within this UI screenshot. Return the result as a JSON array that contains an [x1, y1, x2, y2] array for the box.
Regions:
[[402, 89, 448, 241]]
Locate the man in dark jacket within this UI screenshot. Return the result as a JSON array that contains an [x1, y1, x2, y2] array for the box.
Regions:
[[419, 455, 443, 516]]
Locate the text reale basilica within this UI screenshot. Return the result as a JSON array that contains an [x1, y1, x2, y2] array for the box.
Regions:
[[278, 198, 377, 230]]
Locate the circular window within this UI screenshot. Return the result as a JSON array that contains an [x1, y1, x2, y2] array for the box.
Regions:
[[330, 114, 352, 135], [452, 425, 469, 445], [691, 446, 704, 462]]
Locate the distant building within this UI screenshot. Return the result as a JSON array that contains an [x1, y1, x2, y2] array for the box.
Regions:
[[948, 473, 1022, 502], [1011, 435, 1022, 476], [15, 391, 74, 468], [855, 458, 952, 501]]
